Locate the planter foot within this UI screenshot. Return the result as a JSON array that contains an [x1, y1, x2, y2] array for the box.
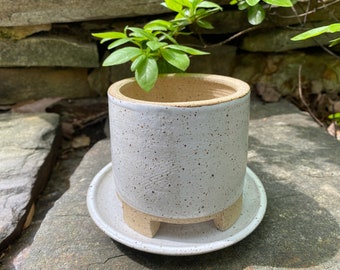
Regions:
[[122, 200, 161, 238], [213, 196, 243, 231], [120, 194, 243, 237]]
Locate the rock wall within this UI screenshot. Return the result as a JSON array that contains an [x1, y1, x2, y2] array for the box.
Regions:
[[0, 0, 339, 108]]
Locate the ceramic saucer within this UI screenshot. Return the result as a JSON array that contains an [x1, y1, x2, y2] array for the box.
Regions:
[[87, 163, 267, 256]]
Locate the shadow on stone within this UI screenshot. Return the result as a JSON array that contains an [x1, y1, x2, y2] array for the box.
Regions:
[[111, 124, 339, 269], [112, 168, 338, 269]]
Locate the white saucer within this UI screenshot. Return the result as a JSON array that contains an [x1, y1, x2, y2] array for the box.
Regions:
[[87, 163, 267, 256]]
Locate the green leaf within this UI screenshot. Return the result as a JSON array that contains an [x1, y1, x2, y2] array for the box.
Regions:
[[144, 19, 173, 31], [135, 57, 159, 92], [329, 23, 340, 32], [166, 44, 209, 55], [131, 54, 147, 72], [180, 0, 193, 8], [248, 4, 265, 25], [103, 47, 142, 66], [329, 37, 340, 47], [291, 23, 340, 41], [263, 0, 292, 7], [158, 31, 179, 44], [107, 38, 131, 50], [328, 112, 340, 120], [92, 31, 126, 39], [98, 38, 114, 44], [161, 48, 190, 71], [238, 1, 249, 10], [147, 40, 168, 51], [161, 0, 183, 12], [196, 19, 214, 29], [157, 58, 182, 73], [246, 0, 260, 6], [128, 27, 155, 40], [197, 1, 222, 10]]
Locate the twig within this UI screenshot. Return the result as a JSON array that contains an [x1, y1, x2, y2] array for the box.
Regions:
[[183, 25, 264, 49], [297, 65, 324, 127], [205, 25, 264, 48], [272, 0, 340, 19], [315, 41, 340, 59]]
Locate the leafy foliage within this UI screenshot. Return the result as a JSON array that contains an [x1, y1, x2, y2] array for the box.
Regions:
[[93, 0, 221, 91], [291, 23, 340, 47], [230, 0, 293, 25], [93, 0, 296, 91], [328, 113, 340, 125]]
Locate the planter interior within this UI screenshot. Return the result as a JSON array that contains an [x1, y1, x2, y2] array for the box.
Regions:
[[111, 73, 249, 106], [108, 74, 250, 237]]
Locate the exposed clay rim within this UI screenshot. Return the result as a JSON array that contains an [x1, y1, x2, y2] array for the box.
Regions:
[[108, 74, 250, 107]]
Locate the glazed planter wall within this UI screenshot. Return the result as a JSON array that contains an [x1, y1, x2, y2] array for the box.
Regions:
[[108, 74, 250, 236]]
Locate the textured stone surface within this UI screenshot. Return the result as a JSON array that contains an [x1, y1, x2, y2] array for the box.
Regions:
[[187, 45, 237, 75], [240, 27, 339, 52], [0, 68, 97, 105], [20, 97, 340, 269], [0, 113, 60, 251], [0, 36, 98, 67], [1, 0, 338, 29], [0, 25, 51, 40], [232, 51, 340, 97], [0, 0, 171, 27]]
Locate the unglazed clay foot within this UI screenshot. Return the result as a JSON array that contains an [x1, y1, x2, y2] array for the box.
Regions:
[[214, 195, 243, 231], [120, 194, 243, 238]]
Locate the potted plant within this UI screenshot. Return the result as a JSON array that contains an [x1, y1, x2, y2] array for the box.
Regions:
[[90, 0, 293, 238]]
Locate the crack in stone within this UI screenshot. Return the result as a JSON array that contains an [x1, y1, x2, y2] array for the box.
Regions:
[[86, 254, 127, 269]]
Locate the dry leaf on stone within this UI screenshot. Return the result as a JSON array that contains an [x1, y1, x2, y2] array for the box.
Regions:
[[23, 203, 35, 230], [327, 123, 340, 140], [71, 134, 91, 148], [11, 97, 63, 113]]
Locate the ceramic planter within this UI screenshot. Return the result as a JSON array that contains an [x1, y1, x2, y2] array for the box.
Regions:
[[108, 74, 250, 237]]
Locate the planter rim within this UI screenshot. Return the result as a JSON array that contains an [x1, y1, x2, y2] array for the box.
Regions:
[[108, 73, 250, 107]]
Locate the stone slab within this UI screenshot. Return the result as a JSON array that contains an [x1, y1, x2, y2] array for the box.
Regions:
[[0, 36, 98, 67], [0, 25, 51, 40], [0, 68, 97, 105], [0, 0, 171, 27], [240, 27, 339, 52], [0, 113, 61, 251], [201, 2, 340, 35], [231, 51, 340, 97], [21, 97, 339, 269]]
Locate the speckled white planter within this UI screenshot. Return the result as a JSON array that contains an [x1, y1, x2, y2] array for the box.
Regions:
[[108, 74, 250, 237]]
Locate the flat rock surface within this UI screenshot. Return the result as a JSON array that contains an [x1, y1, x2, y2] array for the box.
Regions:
[[0, 36, 98, 67], [0, 68, 97, 105], [0, 0, 170, 27], [0, 113, 60, 251], [19, 98, 340, 269]]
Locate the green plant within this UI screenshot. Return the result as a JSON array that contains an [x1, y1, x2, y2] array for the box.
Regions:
[[231, 0, 293, 25], [328, 113, 340, 125], [291, 23, 340, 47], [93, 0, 222, 91], [93, 0, 294, 91], [291, 22, 340, 123]]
